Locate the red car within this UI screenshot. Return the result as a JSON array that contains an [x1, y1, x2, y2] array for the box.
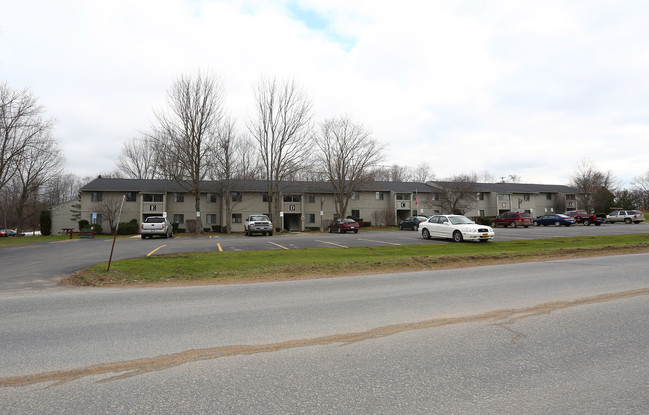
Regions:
[[328, 218, 360, 233], [490, 212, 532, 228]]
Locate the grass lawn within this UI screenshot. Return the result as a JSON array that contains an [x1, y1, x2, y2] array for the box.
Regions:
[[65, 233, 649, 287]]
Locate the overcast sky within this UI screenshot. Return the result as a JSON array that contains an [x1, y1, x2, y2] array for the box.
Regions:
[[2, 0, 648, 186]]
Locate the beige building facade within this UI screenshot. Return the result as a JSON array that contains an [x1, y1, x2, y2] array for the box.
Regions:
[[51, 178, 580, 234]]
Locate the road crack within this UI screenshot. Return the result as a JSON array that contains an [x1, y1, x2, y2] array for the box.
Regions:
[[2, 288, 647, 388]]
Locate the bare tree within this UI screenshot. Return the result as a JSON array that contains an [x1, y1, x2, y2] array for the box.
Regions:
[[314, 115, 384, 218], [436, 174, 478, 214], [116, 136, 159, 179], [211, 117, 243, 233], [412, 162, 434, 182], [248, 76, 313, 226], [1, 82, 54, 193], [92, 194, 125, 233], [569, 159, 617, 213], [150, 71, 224, 233], [631, 170, 649, 210], [42, 173, 84, 206], [11, 130, 64, 234]]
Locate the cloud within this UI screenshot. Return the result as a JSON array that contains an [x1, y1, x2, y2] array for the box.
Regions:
[[1, 0, 648, 185]]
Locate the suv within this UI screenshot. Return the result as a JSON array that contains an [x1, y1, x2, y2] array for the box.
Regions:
[[490, 212, 532, 228], [244, 215, 273, 236], [605, 210, 645, 224]]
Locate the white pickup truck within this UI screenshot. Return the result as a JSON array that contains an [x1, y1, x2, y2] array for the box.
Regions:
[[140, 216, 173, 239], [244, 215, 273, 236]]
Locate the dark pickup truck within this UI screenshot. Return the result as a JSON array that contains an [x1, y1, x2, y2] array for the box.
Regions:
[[564, 210, 604, 226]]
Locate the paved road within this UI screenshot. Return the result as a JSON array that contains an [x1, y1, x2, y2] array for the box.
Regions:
[[1, 254, 648, 413], [1, 223, 648, 291]]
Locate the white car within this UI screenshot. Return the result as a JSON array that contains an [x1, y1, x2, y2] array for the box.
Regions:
[[420, 214, 494, 242]]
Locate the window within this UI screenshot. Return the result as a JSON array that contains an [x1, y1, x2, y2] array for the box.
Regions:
[[232, 213, 242, 224], [174, 193, 184, 203], [566, 194, 576, 201], [125, 192, 137, 202], [92, 213, 103, 225], [396, 193, 409, 200], [143, 194, 163, 202], [523, 194, 531, 201], [91, 192, 102, 202], [498, 194, 510, 201], [479, 210, 485, 217], [351, 209, 360, 219], [173, 214, 184, 224], [306, 213, 316, 224], [432, 193, 440, 201], [263, 193, 271, 202], [546, 193, 552, 200], [351, 192, 360, 200], [207, 193, 218, 203], [232, 192, 242, 202], [477, 192, 484, 200], [206, 214, 217, 224], [283, 195, 301, 202], [376, 192, 384, 201], [305, 194, 316, 203]]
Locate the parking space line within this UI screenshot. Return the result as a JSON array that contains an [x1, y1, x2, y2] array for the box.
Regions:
[[217, 243, 223, 252], [268, 241, 289, 250], [147, 245, 166, 256], [358, 238, 401, 246], [316, 240, 349, 248]]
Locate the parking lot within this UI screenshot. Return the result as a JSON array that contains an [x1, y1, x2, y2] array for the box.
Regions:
[[1, 223, 647, 291]]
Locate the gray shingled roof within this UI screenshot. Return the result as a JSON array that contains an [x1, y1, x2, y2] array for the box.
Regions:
[[81, 177, 574, 194]]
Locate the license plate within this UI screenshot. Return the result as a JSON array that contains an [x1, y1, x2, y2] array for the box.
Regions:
[[482, 234, 489, 237]]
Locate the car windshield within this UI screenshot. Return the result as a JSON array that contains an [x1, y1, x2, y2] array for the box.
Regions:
[[449, 216, 474, 225], [146, 217, 165, 223], [341, 219, 356, 223], [251, 215, 269, 221]]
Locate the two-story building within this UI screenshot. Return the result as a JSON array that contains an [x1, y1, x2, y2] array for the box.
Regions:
[[50, 177, 580, 234]]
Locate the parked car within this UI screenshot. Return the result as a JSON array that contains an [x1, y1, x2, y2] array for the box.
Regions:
[[244, 215, 273, 236], [605, 210, 645, 224], [420, 214, 494, 242], [328, 218, 360, 233], [533, 214, 576, 227], [0, 229, 8, 237], [564, 210, 602, 226], [398, 216, 428, 231], [140, 216, 173, 239], [490, 212, 532, 228]]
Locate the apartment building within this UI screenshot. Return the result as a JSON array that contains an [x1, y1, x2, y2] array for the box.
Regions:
[[50, 177, 579, 234]]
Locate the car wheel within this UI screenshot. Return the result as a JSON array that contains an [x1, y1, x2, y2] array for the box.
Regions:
[[510, 222, 517, 228], [328, 227, 332, 233], [583, 219, 590, 226], [490, 221, 497, 227], [452, 230, 463, 243], [337, 227, 342, 233], [354, 229, 358, 233], [141, 235, 146, 239], [634, 221, 642, 224], [554, 221, 561, 226], [422, 228, 431, 239], [625, 218, 632, 224], [269, 231, 273, 236], [399, 224, 403, 230], [523, 226, 529, 228]]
